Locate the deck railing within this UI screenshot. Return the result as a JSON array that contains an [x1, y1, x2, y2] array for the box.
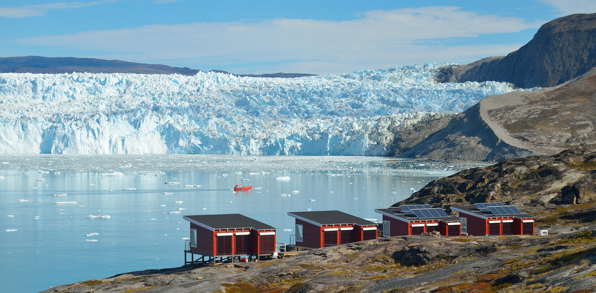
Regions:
[[184, 240, 191, 251]]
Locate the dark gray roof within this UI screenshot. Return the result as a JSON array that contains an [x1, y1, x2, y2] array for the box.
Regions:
[[375, 208, 460, 222], [183, 214, 275, 230], [288, 210, 375, 226], [452, 204, 532, 218]]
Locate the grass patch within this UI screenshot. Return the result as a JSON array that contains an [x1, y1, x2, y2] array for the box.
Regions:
[[80, 280, 107, 286], [435, 282, 471, 292], [365, 275, 388, 281], [324, 270, 352, 276], [570, 162, 596, 171], [434, 253, 454, 262], [573, 270, 596, 280], [559, 231, 596, 244], [453, 237, 471, 242]]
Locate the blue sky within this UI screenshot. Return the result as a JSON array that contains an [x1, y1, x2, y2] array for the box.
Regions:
[[1, 0, 595, 74]]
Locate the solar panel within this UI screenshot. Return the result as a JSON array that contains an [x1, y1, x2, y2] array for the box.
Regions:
[[400, 204, 431, 212], [475, 202, 505, 212], [487, 205, 522, 215], [412, 208, 449, 219]]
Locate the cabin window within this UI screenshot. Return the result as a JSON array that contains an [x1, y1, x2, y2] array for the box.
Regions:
[[295, 224, 303, 242], [522, 222, 534, 235], [217, 235, 232, 255], [489, 223, 501, 236], [324, 230, 337, 246], [259, 235, 276, 254], [236, 234, 251, 255], [190, 229, 197, 248], [502, 222, 514, 235], [459, 217, 467, 234], [448, 224, 460, 236], [362, 229, 376, 240], [383, 220, 391, 237], [340, 229, 353, 244]]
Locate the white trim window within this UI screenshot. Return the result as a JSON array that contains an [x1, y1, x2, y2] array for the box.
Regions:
[[190, 229, 197, 248], [459, 217, 467, 234], [295, 224, 303, 242], [383, 220, 391, 237]]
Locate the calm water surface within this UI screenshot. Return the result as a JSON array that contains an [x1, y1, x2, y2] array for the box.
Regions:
[[0, 155, 484, 293]]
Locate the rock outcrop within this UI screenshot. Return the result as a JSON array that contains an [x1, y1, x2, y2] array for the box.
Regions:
[[437, 13, 596, 88], [394, 148, 596, 209], [395, 66, 596, 162]]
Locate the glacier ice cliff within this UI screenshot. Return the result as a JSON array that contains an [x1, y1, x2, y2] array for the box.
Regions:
[[0, 63, 521, 155]]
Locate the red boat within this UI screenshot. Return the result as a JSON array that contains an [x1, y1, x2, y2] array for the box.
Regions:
[[234, 185, 252, 191]]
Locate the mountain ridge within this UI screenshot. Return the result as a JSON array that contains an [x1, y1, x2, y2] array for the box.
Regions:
[[0, 56, 315, 78], [436, 13, 596, 88]]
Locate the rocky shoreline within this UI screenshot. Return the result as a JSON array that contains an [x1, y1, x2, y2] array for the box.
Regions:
[[42, 149, 596, 293]]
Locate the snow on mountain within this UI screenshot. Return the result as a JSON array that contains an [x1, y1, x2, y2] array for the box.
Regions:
[[0, 63, 522, 155]]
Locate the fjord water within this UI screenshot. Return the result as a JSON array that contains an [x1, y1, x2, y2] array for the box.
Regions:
[[0, 155, 483, 293]]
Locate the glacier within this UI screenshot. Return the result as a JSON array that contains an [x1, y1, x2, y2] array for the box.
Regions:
[[0, 63, 521, 155]]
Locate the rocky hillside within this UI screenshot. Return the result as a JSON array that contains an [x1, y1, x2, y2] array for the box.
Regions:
[[437, 13, 596, 88], [393, 65, 596, 162], [43, 149, 596, 293], [395, 148, 596, 216]]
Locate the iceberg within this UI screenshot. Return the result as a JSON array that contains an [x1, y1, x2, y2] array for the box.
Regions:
[[0, 63, 524, 155]]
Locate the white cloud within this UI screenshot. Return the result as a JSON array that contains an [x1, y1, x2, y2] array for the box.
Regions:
[[19, 7, 541, 74], [541, 0, 596, 15], [0, 1, 107, 18]]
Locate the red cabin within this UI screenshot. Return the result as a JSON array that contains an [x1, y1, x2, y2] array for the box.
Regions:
[[375, 205, 461, 237], [183, 214, 276, 266], [287, 210, 378, 249], [451, 203, 534, 236]]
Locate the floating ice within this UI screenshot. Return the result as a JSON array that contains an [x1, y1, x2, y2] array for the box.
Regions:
[[18, 199, 29, 202], [309, 199, 316, 202], [86, 214, 111, 219], [276, 176, 291, 181], [291, 190, 300, 194], [85, 239, 98, 242], [169, 211, 181, 214], [160, 204, 167, 207], [283, 229, 292, 232], [86, 232, 99, 237], [53, 193, 67, 197], [7, 215, 15, 218], [163, 192, 174, 195], [364, 218, 378, 223], [174, 201, 183, 204], [177, 208, 185, 211], [101, 172, 123, 176], [123, 188, 136, 191], [150, 218, 157, 221], [52, 201, 78, 204], [0, 176, 5, 179], [5, 229, 17, 232], [280, 194, 290, 197], [34, 216, 41, 220]]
